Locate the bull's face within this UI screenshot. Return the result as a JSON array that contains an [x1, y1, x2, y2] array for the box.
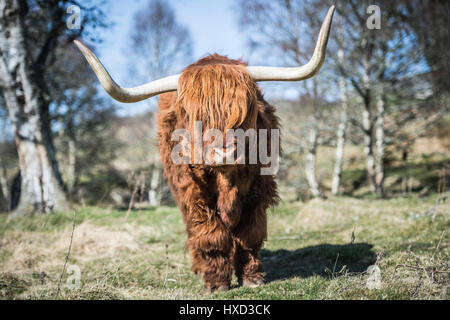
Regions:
[[174, 58, 259, 168]]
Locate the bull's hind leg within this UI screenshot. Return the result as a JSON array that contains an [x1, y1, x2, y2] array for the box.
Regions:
[[233, 207, 267, 287], [186, 210, 234, 293]]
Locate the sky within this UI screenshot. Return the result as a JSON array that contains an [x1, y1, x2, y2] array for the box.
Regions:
[[92, 0, 258, 116]]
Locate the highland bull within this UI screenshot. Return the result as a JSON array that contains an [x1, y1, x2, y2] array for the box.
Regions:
[[75, 6, 335, 293]]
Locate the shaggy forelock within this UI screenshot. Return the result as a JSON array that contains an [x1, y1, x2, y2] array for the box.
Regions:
[[175, 54, 259, 134]]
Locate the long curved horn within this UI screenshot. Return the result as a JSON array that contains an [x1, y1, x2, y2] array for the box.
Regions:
[[74, 40, 179, 103], [247, 5, 335, 82]]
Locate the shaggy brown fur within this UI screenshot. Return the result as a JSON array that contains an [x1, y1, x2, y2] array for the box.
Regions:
[[157, 54, 280, 292]]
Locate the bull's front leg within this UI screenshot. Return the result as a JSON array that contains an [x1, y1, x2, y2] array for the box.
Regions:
[[233, 206, 267, 287], [186, 205, 234, 293]]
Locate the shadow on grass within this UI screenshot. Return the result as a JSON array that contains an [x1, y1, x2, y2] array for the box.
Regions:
[[262, 243, 376, 282]]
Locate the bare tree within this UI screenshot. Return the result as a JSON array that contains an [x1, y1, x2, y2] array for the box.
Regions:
[[395, 0, 449, 97], [304, 78, 324, 198], [236, 0, 335, 198], [126, 0, 193, 206], [0, 106, 14, 211], [0, 0, 106, 216], [237, 0, 436, 198], [332, 0, 423, 197], [50, 44, 117, 201], [374, 84, 386, 196], [331, 18, 348, 195], [128, 0, 192, 80], [305, 115, 321, 197], [0, 1, 66, 215]]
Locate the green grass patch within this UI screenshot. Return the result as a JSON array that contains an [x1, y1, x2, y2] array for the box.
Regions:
[[0, 194, 448, 300]]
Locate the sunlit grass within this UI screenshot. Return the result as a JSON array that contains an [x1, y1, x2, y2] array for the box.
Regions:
[[0, 193, 448, 300]]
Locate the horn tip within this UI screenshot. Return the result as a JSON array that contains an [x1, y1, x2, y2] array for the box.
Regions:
[[73, 39, 85, 51], [329, 5, 336, 15], [73, 40, 94, 59]]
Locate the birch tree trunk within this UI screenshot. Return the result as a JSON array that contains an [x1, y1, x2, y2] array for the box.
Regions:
[[374, 85, 386, 197], [148, 165, 161, 207], [305, 116, 321, 198], [361, 58, 376, 193], [148, 152, 161, 206], [0, 166, 9, 211], [304, 77, 322, 198], [331, 42, 348, 195], [0, 1, 68, 216], [0, 111, 10, 211], [67, 137, 77, 195], [362, 108, 376, 193]]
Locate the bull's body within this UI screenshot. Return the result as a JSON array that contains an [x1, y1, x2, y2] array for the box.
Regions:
[[157, 55, 279, 291]]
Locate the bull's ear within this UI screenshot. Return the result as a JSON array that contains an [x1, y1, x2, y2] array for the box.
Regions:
[[247, 5, 335, 82], [74, 40, 180, 103]]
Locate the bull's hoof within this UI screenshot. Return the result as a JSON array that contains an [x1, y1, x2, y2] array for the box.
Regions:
[[204, 284, 230, 294], [242, 278, 265, 288]]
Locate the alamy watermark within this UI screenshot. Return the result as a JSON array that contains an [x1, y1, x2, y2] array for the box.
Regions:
[[66, 264, 81, 290], [366, 5, 381, 30], [366, 264, 381, 289], [66, 5, 81, 30], [170, 121, 280, 175]]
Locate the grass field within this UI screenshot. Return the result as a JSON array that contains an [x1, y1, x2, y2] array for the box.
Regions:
[[0, 194, 449, 300]]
